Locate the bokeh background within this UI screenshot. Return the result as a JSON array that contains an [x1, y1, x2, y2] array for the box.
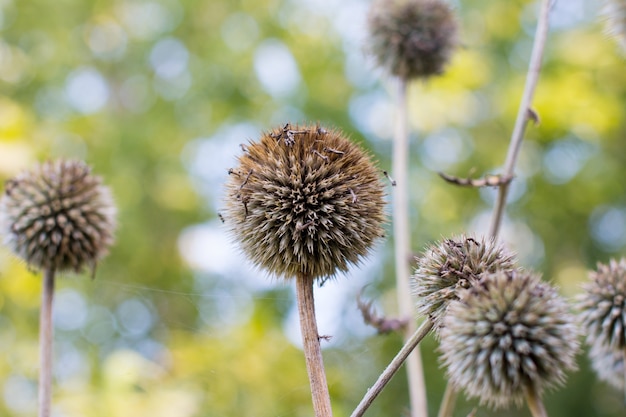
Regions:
[[0, 0, 625, 416]]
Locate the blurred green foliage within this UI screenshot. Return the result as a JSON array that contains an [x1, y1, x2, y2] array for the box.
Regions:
[[0, 0, 625, 416]]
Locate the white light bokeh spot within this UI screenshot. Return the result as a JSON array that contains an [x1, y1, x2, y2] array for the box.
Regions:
[[54, 289, 88, 331], [116, 298, 155, 338], [182, 122, 259, 210], [253, 39, 301, 98], [590, 206, 626, 251], [150, 37, 189, 80], [543, 137, 596, 184], [65, 67, 110, 114]]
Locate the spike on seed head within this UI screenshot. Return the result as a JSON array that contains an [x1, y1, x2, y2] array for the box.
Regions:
[[0, 159, 117, 274], [222, 124, 386, 280], [367, 0, 458, 79], [412, 235, 517, 330], [439, 270, 580, 408], [588, 342, 626, 391], [578, 258, 626, 350]]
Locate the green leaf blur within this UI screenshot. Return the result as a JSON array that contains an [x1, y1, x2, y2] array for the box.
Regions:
[[0, 0, 624, 416]]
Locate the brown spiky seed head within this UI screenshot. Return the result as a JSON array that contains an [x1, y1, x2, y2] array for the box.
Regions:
[[0, 159, 116, 273], [367, 0, 458, 79], [439, 270, 580, 408], [587, 341, 626, 391], [412, 235, 517, 329], [223, 124, 386, 280], [603, 0, 626, 53], [578, 259, 626, 350]]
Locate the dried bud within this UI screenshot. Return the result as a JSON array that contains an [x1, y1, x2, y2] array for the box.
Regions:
[[603, 0, 626, 53], [578, 259, 626, 350], [588, 342, 626, 391], [439, 270, 579, 408], [0, 160, 116, 273], [412, 235, 517, 328], [367, 0, 458, 79], [223, 124, 386, 280]]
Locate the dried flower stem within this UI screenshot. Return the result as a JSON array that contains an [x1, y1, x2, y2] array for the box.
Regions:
[[524, 387, 548, 417], [438, 1, 553, 415], [296, 274, 333, 417], [622, 349, 626, 402], [38, 267, 55, 417], [436, 383, 457, 417], [350, 318, 434, 417], [489, 0, 552, 238], [393, 77, 428, 417]]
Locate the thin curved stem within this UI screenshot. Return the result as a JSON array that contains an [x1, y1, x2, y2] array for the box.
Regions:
[[489, 0, 553, 238], [438, 2, 553, 417], [351, 318, 434, 417], [38, 267, 56, 417], [296, 274, 333, 417]]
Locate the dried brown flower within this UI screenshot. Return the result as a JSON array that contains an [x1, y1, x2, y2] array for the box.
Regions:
[[223, 123, 386, 280], [367, 0, 458, 79]]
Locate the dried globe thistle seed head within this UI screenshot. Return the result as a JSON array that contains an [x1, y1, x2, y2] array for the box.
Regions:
[[577, 258, 626, 350], [439, 270, 580, 408], [367, 0, 458, 79], [412, 235, 517, 329], [588, 342, 626, 391], [0, 159, 116, 273], [223, 123, 386, 280], [603, 0, 626, 53]]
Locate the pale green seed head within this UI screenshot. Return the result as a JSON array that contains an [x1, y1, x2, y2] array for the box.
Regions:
[[578, 258, 626, 350], [588, 341, 626, 391], [440, 270, 580, 408], [412, 235, 517, 329]]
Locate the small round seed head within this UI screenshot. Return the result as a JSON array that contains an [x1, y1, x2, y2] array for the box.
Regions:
[[578, 258, 626, 350], [367, 0, 458, 79], [412, 235, 517, 328], [603, 0, 626, 53], [439, 270, 580, 408], [588, 342, 626, 391], [223, 124, 386, 281], [0, 159, 116, 273]]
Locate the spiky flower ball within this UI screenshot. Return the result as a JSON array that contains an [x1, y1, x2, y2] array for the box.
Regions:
[[367, 0, 458, 79], [603, 0, 626, 53], [439, 270, 579, 408], [588, 342, 626, 391], [412, 235, 517, 328], [0, 160, 116, 273], [223, 124, 386, 280], [578, 259, 626, 350]]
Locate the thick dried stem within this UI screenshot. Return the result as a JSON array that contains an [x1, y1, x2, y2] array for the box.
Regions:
[[38, 267, 56, 417], [393, 77, 428, 417], [296, 274, 333, 417], [351, 318, 434, 417], [525, 386, 548, 417]]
